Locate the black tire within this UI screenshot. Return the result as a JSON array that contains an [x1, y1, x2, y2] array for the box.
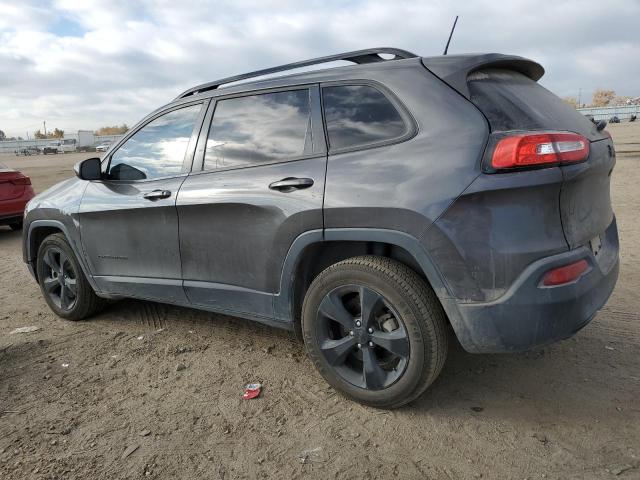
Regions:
[[36, 233, 106, 320], [9, 221, 23, 231], [302, 256, 448, 409]]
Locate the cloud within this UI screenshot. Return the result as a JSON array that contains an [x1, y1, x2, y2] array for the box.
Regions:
[[1, 0, 639, 137]]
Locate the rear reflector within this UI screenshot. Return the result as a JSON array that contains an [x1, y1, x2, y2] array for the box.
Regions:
[[492, 132, 589, 170], [9, 176, 31, 185], [541, 259, 589, 286]]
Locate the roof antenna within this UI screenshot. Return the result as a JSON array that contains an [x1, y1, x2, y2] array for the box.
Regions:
[[443, 15, 459, 55]]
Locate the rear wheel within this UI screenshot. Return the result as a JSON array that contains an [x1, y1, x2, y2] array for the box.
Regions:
[[302, 256, 448, 409], [36, 233, 105, 320]]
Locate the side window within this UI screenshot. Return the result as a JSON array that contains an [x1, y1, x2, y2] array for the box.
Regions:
[[107, 104, 202, 181], [204, 89, 311, 170], [322, 85, 407, 151]]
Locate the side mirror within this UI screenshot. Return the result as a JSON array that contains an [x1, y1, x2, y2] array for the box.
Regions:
[[74, 158, 102, 181]]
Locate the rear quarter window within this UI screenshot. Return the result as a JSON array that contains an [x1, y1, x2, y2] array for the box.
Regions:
[[468, 68, 598, 138], [322, 85, 408, 151]]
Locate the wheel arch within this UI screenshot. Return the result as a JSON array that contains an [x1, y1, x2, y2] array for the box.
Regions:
[[274, 228, 460, 336], [26, 220, 69, 264], [27, 225, 62, 279], [25, 220, 99, 292]]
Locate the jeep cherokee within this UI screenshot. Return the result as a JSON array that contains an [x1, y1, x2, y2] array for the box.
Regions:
[[22, 48, 619, 408]]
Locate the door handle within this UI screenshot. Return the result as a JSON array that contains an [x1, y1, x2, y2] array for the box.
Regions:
[[143, 189, 172, 200], [268, 177, 314, 192]]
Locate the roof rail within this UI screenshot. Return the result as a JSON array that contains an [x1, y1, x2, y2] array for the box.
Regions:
[[175, 47, 418, 100]]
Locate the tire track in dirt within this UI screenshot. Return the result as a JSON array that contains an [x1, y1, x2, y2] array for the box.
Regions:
[[140, 302, 168, 330]]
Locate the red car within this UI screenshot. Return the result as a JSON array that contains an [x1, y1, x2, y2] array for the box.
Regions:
[[0, 163, 35, 230]]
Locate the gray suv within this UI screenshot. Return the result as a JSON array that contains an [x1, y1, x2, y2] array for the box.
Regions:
[[22, 48, 619, 408]]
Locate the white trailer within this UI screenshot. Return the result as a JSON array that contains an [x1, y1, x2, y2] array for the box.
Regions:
[[77, 130, 95, 148]]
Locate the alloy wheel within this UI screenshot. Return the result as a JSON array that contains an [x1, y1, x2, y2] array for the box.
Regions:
[[41, 247, 78, 311], [315, 285, 410, 390]]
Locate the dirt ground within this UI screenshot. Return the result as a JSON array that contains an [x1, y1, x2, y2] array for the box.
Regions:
[[1, 124, 639, 480]]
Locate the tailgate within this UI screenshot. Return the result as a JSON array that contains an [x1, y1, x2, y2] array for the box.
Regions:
[[461, 65, 614, 251], [560, 138, 615, 248], [429, 57, 616, 254]]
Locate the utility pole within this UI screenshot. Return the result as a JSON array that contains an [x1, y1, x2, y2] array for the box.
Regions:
[[578, 88, 582, 108], [43, 121, 46, 137]]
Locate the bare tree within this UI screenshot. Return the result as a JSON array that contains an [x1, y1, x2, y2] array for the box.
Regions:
[[591, 89, 616, 107], [563, 96, 579, 109], [96, 124, 129, 135], [34, 128, 64, 139]]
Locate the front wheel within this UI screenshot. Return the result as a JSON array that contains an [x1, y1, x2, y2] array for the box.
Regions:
[[36, 233, 105, 320], [302, 256, 448, 409]]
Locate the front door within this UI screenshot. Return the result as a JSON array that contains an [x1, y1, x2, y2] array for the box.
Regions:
[[177, 86, 326, 320], [79, 102, 205, 303]]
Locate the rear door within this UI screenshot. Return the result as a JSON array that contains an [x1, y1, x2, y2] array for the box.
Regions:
[[467, 68, 615, 249], [79, 101, 206, 302], [176, 86, 326, 319]]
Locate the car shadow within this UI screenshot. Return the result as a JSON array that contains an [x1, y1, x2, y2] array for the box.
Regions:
[[407, 326, 630, 422], [92, 297, 631, 423], [0, 226, 22, 244], [93, 298, 297, 345]]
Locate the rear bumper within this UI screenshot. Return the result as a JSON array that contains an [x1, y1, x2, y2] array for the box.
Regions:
[[448, 217, 619, 353], [0, 213, 24, 225], [0, 189, 35, 225]]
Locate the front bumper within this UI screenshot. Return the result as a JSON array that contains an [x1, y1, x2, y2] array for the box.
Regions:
[[447, 217, 620, 353]]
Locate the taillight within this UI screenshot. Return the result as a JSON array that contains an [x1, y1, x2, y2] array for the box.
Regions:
[[541, 259, 589, 286], [491, 132, 589, 170], [10, 176, 31, 185]]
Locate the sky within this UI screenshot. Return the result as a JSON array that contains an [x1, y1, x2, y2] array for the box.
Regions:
[[1, 0, 639, 138]]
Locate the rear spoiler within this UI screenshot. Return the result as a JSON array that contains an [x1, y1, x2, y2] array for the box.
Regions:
[[421, 53, 544, 99]]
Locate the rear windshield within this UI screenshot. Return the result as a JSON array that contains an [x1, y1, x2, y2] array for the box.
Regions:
[[468, 68, 599, 139]]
